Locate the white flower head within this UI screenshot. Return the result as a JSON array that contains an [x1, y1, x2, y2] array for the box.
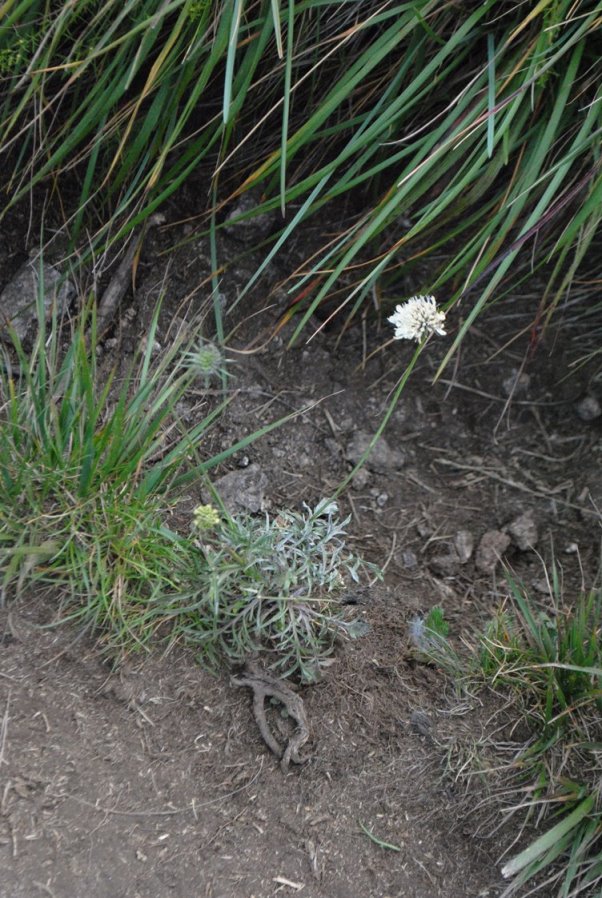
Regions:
[[388, 295, 446, 343]]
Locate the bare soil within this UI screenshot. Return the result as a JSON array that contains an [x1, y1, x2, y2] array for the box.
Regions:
[[1, 208, 600, 898]]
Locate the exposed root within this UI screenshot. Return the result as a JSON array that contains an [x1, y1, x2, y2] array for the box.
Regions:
[[231, 660, 311, 772]]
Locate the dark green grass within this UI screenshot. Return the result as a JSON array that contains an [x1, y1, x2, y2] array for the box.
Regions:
[[1, 2, 599, 362]]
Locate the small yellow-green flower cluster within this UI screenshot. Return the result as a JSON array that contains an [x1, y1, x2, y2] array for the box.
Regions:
[[187, 0, 211, 21], [0, 38, 30, 76], [192, 504, 220, 531]]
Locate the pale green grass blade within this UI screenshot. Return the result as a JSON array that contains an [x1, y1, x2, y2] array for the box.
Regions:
[[223, 0, 244, 124], [486, 34, 495, 158], [501, 796, 595, 881], [279, 0, 294, 214], [270, 0, 283, 59], [560, 818, 601, 898]]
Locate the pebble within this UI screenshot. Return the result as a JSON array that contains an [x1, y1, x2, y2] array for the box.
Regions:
[[475, 530, 511, 574], [575, 395, 601, 422], [506, 510, 538, 551], [502, 369, 530, 397], [0, 260, 75, 343], [429, 552, 459, 576], [454, 529, 474, 563], [205, 464, 268, 514], [351, 468, 371, 490], [401, 550, 418, 569], [345, 430, 405, 473]]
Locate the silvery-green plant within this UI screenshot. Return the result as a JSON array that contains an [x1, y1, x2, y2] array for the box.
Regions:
[[184, 339, 228, 387], [177, 500, 380, 681]]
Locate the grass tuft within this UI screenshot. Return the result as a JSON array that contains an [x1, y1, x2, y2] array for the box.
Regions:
[[0, 279, 376, 674], [1, 2, 598, 360], [0, 283, 224, 632], [415, 573, 602, 897]]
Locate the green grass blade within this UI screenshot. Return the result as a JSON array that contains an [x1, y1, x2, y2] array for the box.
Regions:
[[486, 33, 495, 159], [223, 0, 244, 124], [501, 796, 595, 880], [270, 0, 283, 59], [279, 0, 294, 214]]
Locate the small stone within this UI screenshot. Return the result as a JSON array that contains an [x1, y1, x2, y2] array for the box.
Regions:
[[454, 530, 474, 563], [410, 710, 432, 738], [140, 335, 161, 355], [532, 578, 552, 595], [416, 520, 433, 538], [475, 530, 511, 574], [324, 437, 342, 459], [0, 260, 76, 343], [206, 464, 268, 514], [502, 369, 530, 397], [351, 467, 371, 490], [429, 551, 459, 576], [564, 542, 579, 554], [222, 189, 276, 241], [575, 395, 601, 422], [345, 431, 405, 473], [376, 492, 388, 507], [401, 550, 418, 569], [507, 511, 538, 551]]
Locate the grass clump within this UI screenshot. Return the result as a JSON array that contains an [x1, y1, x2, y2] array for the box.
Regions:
[[0, 288, 224, 641], [175, 499, 379, 682], [415, 576, 602, 897], [0, 285, 376, 675], [1, 2, 599, 360]]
